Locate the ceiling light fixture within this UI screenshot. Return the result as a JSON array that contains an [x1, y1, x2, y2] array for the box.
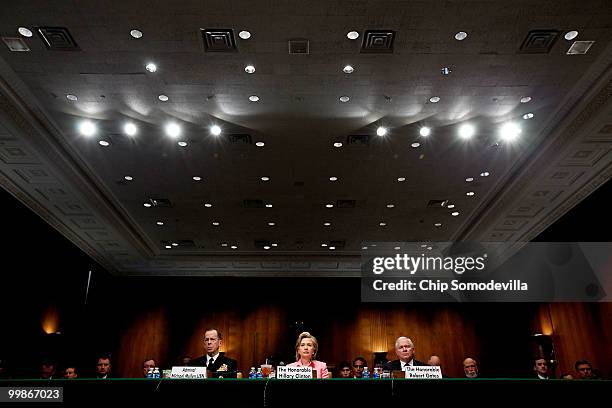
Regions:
[[447, 204, 455, 209], [18, 27, 33, 37], [520, 96, 531, 103], [397, 177, 406, 182], [386, 204, 395, 208], [238, 30, 251, 40], [271, 243, 278, 247], [454, 31, 468, 41], [419, 127, 431, 137], [130, 29, 143, 39], [394, 246, 401, 250], [124, 122, 137, 136], [499, 122, 522, 142], [480, 171, 490, 177], [165, 245, 172, 249], [339, 96, 350, 103], [143, 203, 152, 208], [204, 203, 212, 208], [260, 176, 270, 182], [263, 246, 271, 250], [564, 30, 579, 41], [124, 176, 133, 181], [466, 191, 475, 196], [429, 96, 441, 103], [321, 243, 328, 247], [98, 140, 109, 147], [244, 65, 256, 74], [158, 94, 169, 102], [347, 31, 359, 40], [522, 112, 534, 120], [458, 123, 475, 139], [78, 120, 96, 137], [329, 246, 336, 250], [221, 243, 228, 247], [265, 203, 273, 208], [145, 63, 157, 73], [231, 245, 238, 249], [434, 223, 442, 227], [178, 141, 188, 147], [212, 222, 220, 226], [171, 242, 178, 247], [376, 126, 388, 137], [343, 65, 354, 74], [249, 95, 260, 102], [255, 141, 265, 147], [192, 176, 202, 181], [451, 211, 460, 216], [379, 222, 387, 227], [210, 125, 222, 136], [465, 177, 474, 182], [362, 246, 368, 250], [333, 142, 343, 148], [156, 221, 164, 226], [66, 94, 78, 101], [326, 204, 334, 208], [329, 176, 338, 181], [323, 222, 331, 226], [268, 222, 275, 226], [165, 123, 181, 138], [411, 142, 420, 148]]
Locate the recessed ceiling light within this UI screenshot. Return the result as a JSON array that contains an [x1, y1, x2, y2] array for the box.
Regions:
[[441, 67, 451, 75], [376, 126, 388, 137], [249, 95, 260, 102], [480, 171, 490, 177], [522, 112, 534, 120], [271, 243, 278, 247], [130, 29, 143, 39], [66, 94, 78, 101], [379, 222, 387, 227], [421, 244, 428, 248], [397, 177, 406, 182], [454, 31, 468, 41], [466, 191, 475, 196], [386, 204, 395, 208], [326, 204, 334, 208], [329, 246, 336, 250], [434, 223, 442, 227], [347, 31, 359, 40], [204, 203, 212, 208], [124, 176, 133, 181], [231, 245, 238, 249], [339, 96, 350, 103], [321, 243, 328, 247], [362, 246, 368, 250], [429, 96, 441, 103], [98, 140, 110, 147], [333, 142, 343, 148], [263, 246, 271, 250], [260, 176, 270, 182], [394, 246, 401, 250], [411, 142, 420, 148], [458, 123, 475, 139], [143, 203, 152, 208], [212, 222, 220, 226], [520, 96, 531, 103], [156, 221, 164, 226], [323, 222, 331, 226], [564, 30, 579, 41], [78, 120, 96, 137], [221, 243, 228, 247], [329, 176, 338, 181], [419, 127, 431, 137], [427, 246, 433, 251], [165, 245, 172, 249], [192, 176, 202, 181], [177, 141, 188, 147], [172, 242, 178, 247], [244, 65, 256, 74], [124, 122, 137, 136], [145, 63, 157, 73], [466, 177, 474, 182], [255, 141, 265, 147], [451, 211, 460, 216], [238, 30, 251, 40], [265, 203, 273, 208], [18, 27, 33, 37], [165, 122, 181, 138], [210, 125, 222, 136], [447, 204, 455, 209], [499, 122, 522, 142], [158, 94, 170, 102], [268, 222, 275, 226], [343, 65, 354, 74]]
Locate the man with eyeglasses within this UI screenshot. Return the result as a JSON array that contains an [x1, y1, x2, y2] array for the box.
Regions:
[[352, 356, 367, 378]]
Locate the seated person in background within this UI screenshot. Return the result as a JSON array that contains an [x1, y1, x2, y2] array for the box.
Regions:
[[575, 359, 596, 379], [142, 358, 157, 377], [428, 354, 448, 377], [96, 354, 112, 379], [463, 357, 479, 378], [336, 361, 352, 378], [192, 328, 237, 378], [287, 331, 329, 378], [40, 360, 56, 379], [533, 357, 550, 379], [180, 356, 192, 366], [352, 357, 367, 378], [561, 373, 574, 379], [63, 366, 78, 379], [383, 337, 426, 372]]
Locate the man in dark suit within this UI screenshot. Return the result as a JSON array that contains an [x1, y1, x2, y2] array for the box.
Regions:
[[192, 328, 238, 378], [383, 337, 426, 371], [533, 357, 550, 379]]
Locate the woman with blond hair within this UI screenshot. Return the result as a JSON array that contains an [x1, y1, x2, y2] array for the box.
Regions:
[[286, 332, 329, 378]]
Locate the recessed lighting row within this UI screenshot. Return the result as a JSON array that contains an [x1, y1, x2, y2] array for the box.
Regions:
[[370, 122, 525, 142]]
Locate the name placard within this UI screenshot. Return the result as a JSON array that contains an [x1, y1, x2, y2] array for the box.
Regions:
[[404, 366, 442, 379], [170, 366, 207, 379], [276, 366, 314, 379]]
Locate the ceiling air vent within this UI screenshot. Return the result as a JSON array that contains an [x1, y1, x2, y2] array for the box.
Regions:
[[288, 39, 309, 54], [347, 135, 370, 146], [149, 198, 173, 208], [243, 199, 264, 208], [228, 134, 252, 144], [427, 199, 449, 208], [37, 27, 79, 51], [336, 200, 356, 208], [567, 41, 594, 55], [201, 29, 237, 52], [2, 37, 30, 52], [361, 30, 395, 53], [518, 30, 558, 54]]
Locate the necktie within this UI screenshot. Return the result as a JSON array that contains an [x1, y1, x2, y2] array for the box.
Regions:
[[208, 358, 215, 370]]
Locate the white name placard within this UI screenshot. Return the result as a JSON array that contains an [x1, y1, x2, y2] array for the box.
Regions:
[[276, 366, 314, 379], [170, 366, 207, 379], [405, 366, 442, 379]]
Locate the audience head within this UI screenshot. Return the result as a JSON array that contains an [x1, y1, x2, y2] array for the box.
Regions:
[[428, 355, 441, 366], [463, 357, 479, 378], [142, 358, 156, 377], [394, 337, 416, 363], [204, 328, 222, 357], [574, 359, 593, 379], [181, 356, 192, 366], [96, 354, 112, 378], [63, 366, 78, 379], [337, 361, 352, 378], [295, 331, 318, 362], [533, 358, 549, 377], [40, 360, 56, 379], [352, 357, 367, 378]]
